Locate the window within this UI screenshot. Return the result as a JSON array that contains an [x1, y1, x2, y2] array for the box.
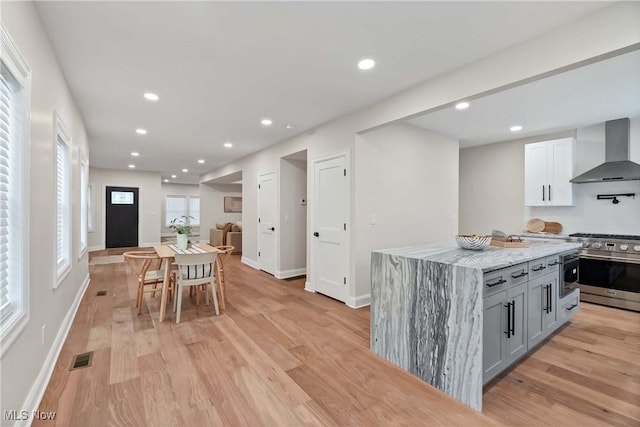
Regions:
[[87, 184, 94, 232], [189, 196, 200, 226], [1, 24, 31, 348], [55, 113, 71, 285], [79, 159, 88, 257], [165, 195, 199, 226]]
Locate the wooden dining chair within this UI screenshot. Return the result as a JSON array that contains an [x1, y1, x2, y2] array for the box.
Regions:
[[123, 251, 174, 315], [213, 245, 234, 306], [173, 252, 220, 323]]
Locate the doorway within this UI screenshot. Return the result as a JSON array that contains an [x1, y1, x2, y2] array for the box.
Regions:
[[106, 186, 139, 248], [278, 150, 308, 279], [311, 151, 350, 302], [257, 170, 277, 275]]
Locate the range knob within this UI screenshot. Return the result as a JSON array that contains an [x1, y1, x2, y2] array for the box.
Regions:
[[620, 244, 629, 251], [582, 242, 590, 248], [592, 242, 602, 249], [634, 245, 640, 252]]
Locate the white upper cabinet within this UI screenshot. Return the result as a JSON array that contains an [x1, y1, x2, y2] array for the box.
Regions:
[[524, 138, 575, 207]]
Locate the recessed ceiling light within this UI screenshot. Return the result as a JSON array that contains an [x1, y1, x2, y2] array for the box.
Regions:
[[128, 164, 135, 169], [182, 168, 188, 173], [261, 118, 273, 126], [285, 124, 295, 129], [197, 159, 205, 164], [131, 152, 139, 157], [171, 174, 177, 178], [224, 142, 233, 148], [144, 92, 159, 101], [510, 125, 523, 132], [455, 102, 470, 110], [135, 128, 147, 135], [358, 58, 375, 70], [163, 179, 169, 183]]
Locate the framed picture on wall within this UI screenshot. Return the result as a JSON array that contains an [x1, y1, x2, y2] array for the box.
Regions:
[[224, 196, 242, 213]]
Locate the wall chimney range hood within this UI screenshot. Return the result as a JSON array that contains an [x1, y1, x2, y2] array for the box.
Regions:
[[570, 118, 640, 183]]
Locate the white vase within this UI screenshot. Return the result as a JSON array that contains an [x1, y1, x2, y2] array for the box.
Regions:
[[176, 233, 188, 250]]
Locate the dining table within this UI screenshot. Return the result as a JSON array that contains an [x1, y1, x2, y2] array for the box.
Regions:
[[153, 243, 219, 322]]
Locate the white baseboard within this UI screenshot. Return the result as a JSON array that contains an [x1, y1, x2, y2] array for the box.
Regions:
[[241, 256, 259, 270], [140, 241, 161, 248], [347, 293, 371, 309], [19, 273, 90, 427], [304, 281, 315, 293], [275, 268, 306, 279], [88, 245, 104, 252]]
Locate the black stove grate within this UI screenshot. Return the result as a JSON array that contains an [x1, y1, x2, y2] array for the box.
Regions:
[[569, 233, 640, 240]]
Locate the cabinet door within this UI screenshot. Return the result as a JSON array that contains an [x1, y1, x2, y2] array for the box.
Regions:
[[528, 275, 545, 347], [549, 138, 574, 206], [543, 275, 559, 335], [506, 283, 528, 364], [483, 291, 507, 383], [524, 142, 549, 207]]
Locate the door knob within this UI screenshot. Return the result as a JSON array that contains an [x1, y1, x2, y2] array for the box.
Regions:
[[313, 232, 320, 237], [269, 227, 275, 231]]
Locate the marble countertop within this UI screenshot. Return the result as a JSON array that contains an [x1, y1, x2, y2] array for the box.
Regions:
[[374, 241, 581, 272]]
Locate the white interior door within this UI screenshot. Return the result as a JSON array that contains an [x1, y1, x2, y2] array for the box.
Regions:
[[312, 153, 349, 302], [258, 171, 277, 275]]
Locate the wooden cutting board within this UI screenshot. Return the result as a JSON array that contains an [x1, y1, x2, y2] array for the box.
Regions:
[[543, 221, 563, 234], [526, 218, 545, 233], [491, 239, 529, 248]]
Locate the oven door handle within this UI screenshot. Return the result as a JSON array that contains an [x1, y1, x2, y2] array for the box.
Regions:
[[580, 254, 640, 265]]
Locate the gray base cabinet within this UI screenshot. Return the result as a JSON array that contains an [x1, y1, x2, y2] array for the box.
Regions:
[[483, 292, 507, 381], [528, 273, 558, 347], [482, 283, 527, 383], [483, 254, 575, 385]]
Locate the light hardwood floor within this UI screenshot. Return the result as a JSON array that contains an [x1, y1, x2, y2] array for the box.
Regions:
[[34, 249, 639, 426]]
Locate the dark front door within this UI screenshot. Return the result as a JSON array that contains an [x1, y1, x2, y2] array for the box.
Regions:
[[106, 186, 139, 248]]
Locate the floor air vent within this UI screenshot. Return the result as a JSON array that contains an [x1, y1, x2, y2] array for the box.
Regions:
[[70, 351, 93, 371], [96, 290, 107, 296]]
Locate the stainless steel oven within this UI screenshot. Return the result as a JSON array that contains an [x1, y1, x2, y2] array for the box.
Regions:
[[569, 233, 640, 312]]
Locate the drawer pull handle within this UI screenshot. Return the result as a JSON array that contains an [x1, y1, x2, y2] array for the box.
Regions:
[[548, 261, 559, 266], [487, 278, 507, 287], [532, 265, 546, 272], [566, 304, 578, 311], [511, 272, 528, 279]]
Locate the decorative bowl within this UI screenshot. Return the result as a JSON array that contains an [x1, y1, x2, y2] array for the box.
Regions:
[[455, 234, 492, 250]]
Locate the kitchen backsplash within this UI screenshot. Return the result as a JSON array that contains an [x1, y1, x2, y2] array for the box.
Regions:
[[527, 180, 640, 235]]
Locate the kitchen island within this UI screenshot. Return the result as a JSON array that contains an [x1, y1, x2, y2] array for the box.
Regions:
[[370, 241, 581, 411]]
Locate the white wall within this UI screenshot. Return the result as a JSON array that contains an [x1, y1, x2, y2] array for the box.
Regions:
[[199, 183, 242, 243], [88, 167, 162, 249], [460, 118, 640, 235], [354, 124, 459, 297], [279, 158, 307, 275], [200, 2, 640, 303], [1, 1, 90, 419], [160, 183, 200, 235]]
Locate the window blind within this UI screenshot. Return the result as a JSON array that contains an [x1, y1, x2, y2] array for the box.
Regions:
[[166, 195, 187, 226], [56, 135, 70, 273], [189, 196, 200, 225], [79, 161, 88, 254], [0, 70, 12, 321]]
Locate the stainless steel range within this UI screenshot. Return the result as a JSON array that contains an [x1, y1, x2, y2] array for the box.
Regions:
[[568, 233, 640, 312]]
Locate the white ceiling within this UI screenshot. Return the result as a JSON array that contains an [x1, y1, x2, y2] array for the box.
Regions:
[[407, 50, 640, 147], [36, 1, 607, 183]]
